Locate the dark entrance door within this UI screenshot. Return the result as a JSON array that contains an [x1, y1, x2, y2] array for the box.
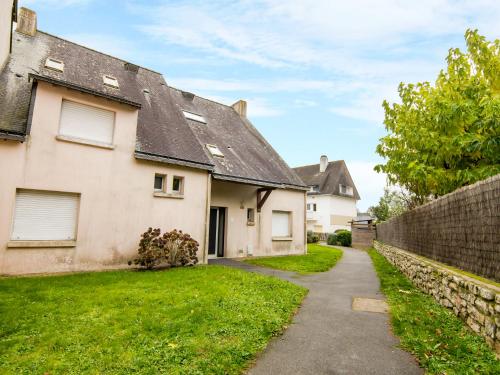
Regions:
[[208, 207, 226, 258]]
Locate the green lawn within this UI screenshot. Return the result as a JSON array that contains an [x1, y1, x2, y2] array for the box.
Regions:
[[244, 244, 343, 274], [0, 266, 306, 374], [368, 249, 500, 374]]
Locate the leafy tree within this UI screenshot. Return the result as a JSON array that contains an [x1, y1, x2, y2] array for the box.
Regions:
[[368, 188, 410, 222], [375, 30, 500, 204]]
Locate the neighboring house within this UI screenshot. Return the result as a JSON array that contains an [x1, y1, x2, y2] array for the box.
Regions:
[[0, 5, 307, 275], [293, 156, 360, 233]]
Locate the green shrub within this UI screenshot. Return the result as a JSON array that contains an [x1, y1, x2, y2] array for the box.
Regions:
[[307, 231, 320, 243], [327, 233, 337, 246], [129, 228, 199, 269], [336, 230, 352, 247]]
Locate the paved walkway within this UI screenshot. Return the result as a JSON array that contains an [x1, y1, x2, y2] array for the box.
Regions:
[[210, 247, 422, 375]]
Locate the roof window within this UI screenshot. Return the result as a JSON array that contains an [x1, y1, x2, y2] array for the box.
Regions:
[[183, 110, 206, 124], [206, 144, 224, 158], [44, 57, 64, 72], [103, 75, 119, 89], [339, 184, 353, 196]]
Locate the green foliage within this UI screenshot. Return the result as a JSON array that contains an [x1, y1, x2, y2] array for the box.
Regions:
[[368, 187, 409, 222], [0, 266, 306, 374], [130, 228, 198, 269], [244, 244, 343, 274], [376, 30, 500, 203], [327, 233, 338, 246], [368, 249, 500, 374], [335, 230, 352, 247], [307, 230, 320, 243]]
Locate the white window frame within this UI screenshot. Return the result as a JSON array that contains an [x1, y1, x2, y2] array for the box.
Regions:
[[172, 176, 184, 195], [272, 211, 292, 238], [182, 110, 206, 124], [58, 99, 116, 148], [206, 144, 224, 158], [10, 189, 80, 243], [154, 174, 166, 192]]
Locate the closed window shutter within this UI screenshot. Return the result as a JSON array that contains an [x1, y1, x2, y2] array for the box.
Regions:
[[59, 100, 115, 144], [12, 190, 79, 241], [272, 211, 291, 237]]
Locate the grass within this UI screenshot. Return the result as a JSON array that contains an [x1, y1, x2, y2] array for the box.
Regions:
[[368, 249, 500, 374], [244, 244, 343, 274], [0, 266, 307, 374]]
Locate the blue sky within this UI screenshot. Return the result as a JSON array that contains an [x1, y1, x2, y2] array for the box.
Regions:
[[21, 0, 500, 210]]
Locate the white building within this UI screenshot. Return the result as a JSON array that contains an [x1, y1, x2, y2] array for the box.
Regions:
[[293, 156, 360, 233]]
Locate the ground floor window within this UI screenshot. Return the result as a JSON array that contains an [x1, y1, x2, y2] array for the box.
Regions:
[[272, 211, 291, 237], [11, 189, 79, 241]]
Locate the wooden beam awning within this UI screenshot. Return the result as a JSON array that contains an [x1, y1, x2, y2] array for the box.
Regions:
[[257, 188, 275, 212]]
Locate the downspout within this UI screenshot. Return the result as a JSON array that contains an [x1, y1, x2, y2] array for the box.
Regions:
[[202, 173, 212, 264]]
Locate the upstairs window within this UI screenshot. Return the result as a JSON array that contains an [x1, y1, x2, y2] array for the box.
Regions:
[[182, 111, 206, 124], [339, 184, 354, 196], [59, 100, 115, 145], [206, 144, 224, 157], [247, 208, 255, 225], [45, 57, 64, 72], [103, 75, 119, 89], [154, 174, 166, 192], [313, 203, 317, 211], [307, 203, 311, 211], [172, 176, 184, 194]]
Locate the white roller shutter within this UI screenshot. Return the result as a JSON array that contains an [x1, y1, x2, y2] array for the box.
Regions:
[[59, 100, 115, 144], [12, 190, 79, 241], [272, 211, 291, 237]]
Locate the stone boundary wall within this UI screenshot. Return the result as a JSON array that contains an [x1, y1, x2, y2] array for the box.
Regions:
[[374, 241, 500, 355], [376, 174, 500, 281]]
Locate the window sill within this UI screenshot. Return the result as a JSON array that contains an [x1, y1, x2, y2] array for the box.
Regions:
[[272, 237, 293, 241], [56, 135, 115, 150], [153, 192, 184, 199], [7, 240, 77, 248]]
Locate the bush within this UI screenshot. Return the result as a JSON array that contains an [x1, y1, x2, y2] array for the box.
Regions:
[[129, 228, 199, 269], [307, 231, 319, 243], [336, 230, 352, 247], [327, 233, 337, 246]]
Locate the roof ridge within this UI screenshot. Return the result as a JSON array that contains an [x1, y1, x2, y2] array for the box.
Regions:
[[168, 86, 234, 109], [36, 30, 163, 76], [293, 160, 342, 169]]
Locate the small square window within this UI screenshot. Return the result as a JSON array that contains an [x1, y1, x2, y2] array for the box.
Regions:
[[247, 208, 255, 225], [206, 144, 224, 157], [172, 176, 184, 194], [154, 174, 165, 192], [45, 57, 64, 72]]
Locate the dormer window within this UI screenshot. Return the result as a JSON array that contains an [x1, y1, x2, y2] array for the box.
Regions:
[[44, 57, 64, 72], [206, 144, 224, 157], [309, 185, 319, 192], [339, 184, 353, 196], [103, 75, 119, 88], [183, 111, 206, 124]]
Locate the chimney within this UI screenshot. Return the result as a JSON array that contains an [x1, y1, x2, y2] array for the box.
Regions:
[[16, 7, 37, 37], [319, 155, 328, 173], [232, 100, 247, 118]]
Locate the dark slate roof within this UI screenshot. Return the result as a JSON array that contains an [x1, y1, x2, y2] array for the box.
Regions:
[[0, 30, 305, 189], [167, 88, 305, 188], [293, 160, 361, 199]]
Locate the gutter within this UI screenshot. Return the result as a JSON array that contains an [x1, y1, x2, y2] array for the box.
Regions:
[[0, 130, 26, 141], [134, 151, 214, 171], [29, 73, 142, 108], [212, 172, 308, 191]]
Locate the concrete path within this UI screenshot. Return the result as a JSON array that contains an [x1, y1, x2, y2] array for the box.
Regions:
[[210, 247, 422, 375]]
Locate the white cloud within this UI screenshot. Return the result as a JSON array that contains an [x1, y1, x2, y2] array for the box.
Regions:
[[345, 160, 387, 211], [294, 99, 318, 108]]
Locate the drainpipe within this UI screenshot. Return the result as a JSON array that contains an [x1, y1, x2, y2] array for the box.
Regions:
[[304, 190, 307, 253], [203, 173, 212, 264]]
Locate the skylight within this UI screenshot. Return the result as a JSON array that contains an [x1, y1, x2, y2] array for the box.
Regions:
[[44, 57, 64, 72], [103, 75, 119, 88], [206, 144, 224, 158], [183, 110, 206, 124]]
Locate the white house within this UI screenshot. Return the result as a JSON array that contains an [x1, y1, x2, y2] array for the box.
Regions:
[[293, 156, 360, 233]]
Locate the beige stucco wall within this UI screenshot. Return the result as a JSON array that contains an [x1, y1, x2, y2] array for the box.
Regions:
[[0, 82, 209, 275], [210, 180, 306, 258], [0, 0, 13, 70]]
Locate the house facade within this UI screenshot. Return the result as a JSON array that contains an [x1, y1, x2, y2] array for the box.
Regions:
[[293, 156, 360, 233], [0, 5, 306, 275]]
